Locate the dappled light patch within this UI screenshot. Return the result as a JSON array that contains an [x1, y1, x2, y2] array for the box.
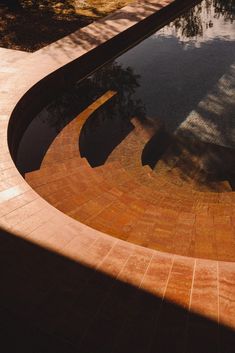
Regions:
[[0, 0, 133, 51]]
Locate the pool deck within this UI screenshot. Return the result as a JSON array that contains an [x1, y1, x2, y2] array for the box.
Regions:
[[0, 0, 235, 351]]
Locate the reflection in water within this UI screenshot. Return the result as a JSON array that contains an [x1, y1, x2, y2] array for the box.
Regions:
[[45, 61, 144, 132], [17, 0, 235, 190], [79, 62, 145, 167], [170, 0, 235, 41], [171, 61, 235, 189], [116, 0, 235, 190], [214, 0, 235, 21], [16, 62, 145, 172]]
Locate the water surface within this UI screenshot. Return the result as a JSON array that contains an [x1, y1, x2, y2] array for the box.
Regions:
[[17, 0, 235, 188]]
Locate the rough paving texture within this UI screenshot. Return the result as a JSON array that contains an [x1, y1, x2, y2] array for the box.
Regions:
[[25, 90, 235, 262], [0, 0, 235, 352]]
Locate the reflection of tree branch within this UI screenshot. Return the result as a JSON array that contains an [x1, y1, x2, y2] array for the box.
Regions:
[[173, 4, 203, 38], [213, 0, 235, 22], [170, 0, 234, 40], [43, 61, 145, 132]]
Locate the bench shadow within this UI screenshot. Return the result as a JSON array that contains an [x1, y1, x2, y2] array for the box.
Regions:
[[0, 226, 234, 353]]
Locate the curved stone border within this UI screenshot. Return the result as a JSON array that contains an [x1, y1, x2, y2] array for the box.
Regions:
[[0, 0, 234, 347]]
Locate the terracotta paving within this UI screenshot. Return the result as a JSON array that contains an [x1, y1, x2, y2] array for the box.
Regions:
[[25, 89, 235, 262], [0, 0, 235, 351]]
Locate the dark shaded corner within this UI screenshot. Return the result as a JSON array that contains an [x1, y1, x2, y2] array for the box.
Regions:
[[141, 125, 172, 169], [0, 227, 234, 353]]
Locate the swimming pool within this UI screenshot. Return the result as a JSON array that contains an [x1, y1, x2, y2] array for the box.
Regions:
[[17, 0, 235, 260], [18, 0, 235, 186]]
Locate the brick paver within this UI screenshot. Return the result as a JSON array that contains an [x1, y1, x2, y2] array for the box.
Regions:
[[0, 0, 235, 351]]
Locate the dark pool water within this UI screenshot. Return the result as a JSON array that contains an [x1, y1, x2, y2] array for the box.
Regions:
[[17, 0, 235, 188]]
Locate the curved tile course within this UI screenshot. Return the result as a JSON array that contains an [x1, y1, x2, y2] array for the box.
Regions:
[[0, 0, 235, 351], [24, 89, 235, 261]]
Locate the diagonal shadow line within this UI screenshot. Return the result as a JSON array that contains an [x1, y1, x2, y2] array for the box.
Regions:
[[0, 226, 234, 353], [41, 0, 202, 60]]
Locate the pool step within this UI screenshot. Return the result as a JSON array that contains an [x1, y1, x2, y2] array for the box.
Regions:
[[24, 143, 235, 260], [153, 158, 233, 193], [41, 90, 118, 168], [24, 88, 235, 261], [26, 150, 232, 210]]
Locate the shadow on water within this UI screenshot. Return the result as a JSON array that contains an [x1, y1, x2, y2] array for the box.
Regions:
[[0, 226, 235, 352], [142, 125, 172, 169], [139, 49, 235, 190], [142, 128, 235, 191], [79, 37, 235, 172], [79, 62, 145, 167], [79, 97, 135, 167], [16, 0, 235, 190], [124, 37, 235, 133], [17, 62, 145, 173]]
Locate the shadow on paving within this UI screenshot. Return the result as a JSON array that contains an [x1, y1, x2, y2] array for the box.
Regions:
[[0, 2, 93, 52], [0, 227, 234, 353], [142, 128, 235, 191]]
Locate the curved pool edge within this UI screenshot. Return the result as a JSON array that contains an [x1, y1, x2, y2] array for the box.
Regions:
[[1, 0, 234, 344]]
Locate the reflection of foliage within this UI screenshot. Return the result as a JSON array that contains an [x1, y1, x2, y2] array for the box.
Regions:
[[213, 0, 235, 21], [44, 61, 145, 132], [171, 0, 234, 40], [173, 3, 203, 38], [78, 63, 146, 166], [42, 61, 145, 167]]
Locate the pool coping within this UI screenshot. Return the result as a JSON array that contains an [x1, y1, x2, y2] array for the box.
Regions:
[[0, 0, 234, 335]]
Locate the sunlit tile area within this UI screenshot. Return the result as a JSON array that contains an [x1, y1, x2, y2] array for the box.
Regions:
[[1, 0, 235, 351], [17, 0, 235, 261]]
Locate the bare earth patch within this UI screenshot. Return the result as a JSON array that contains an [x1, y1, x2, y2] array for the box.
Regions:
[[0, 0, 133, 52], [74, 0, 132, 17]]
